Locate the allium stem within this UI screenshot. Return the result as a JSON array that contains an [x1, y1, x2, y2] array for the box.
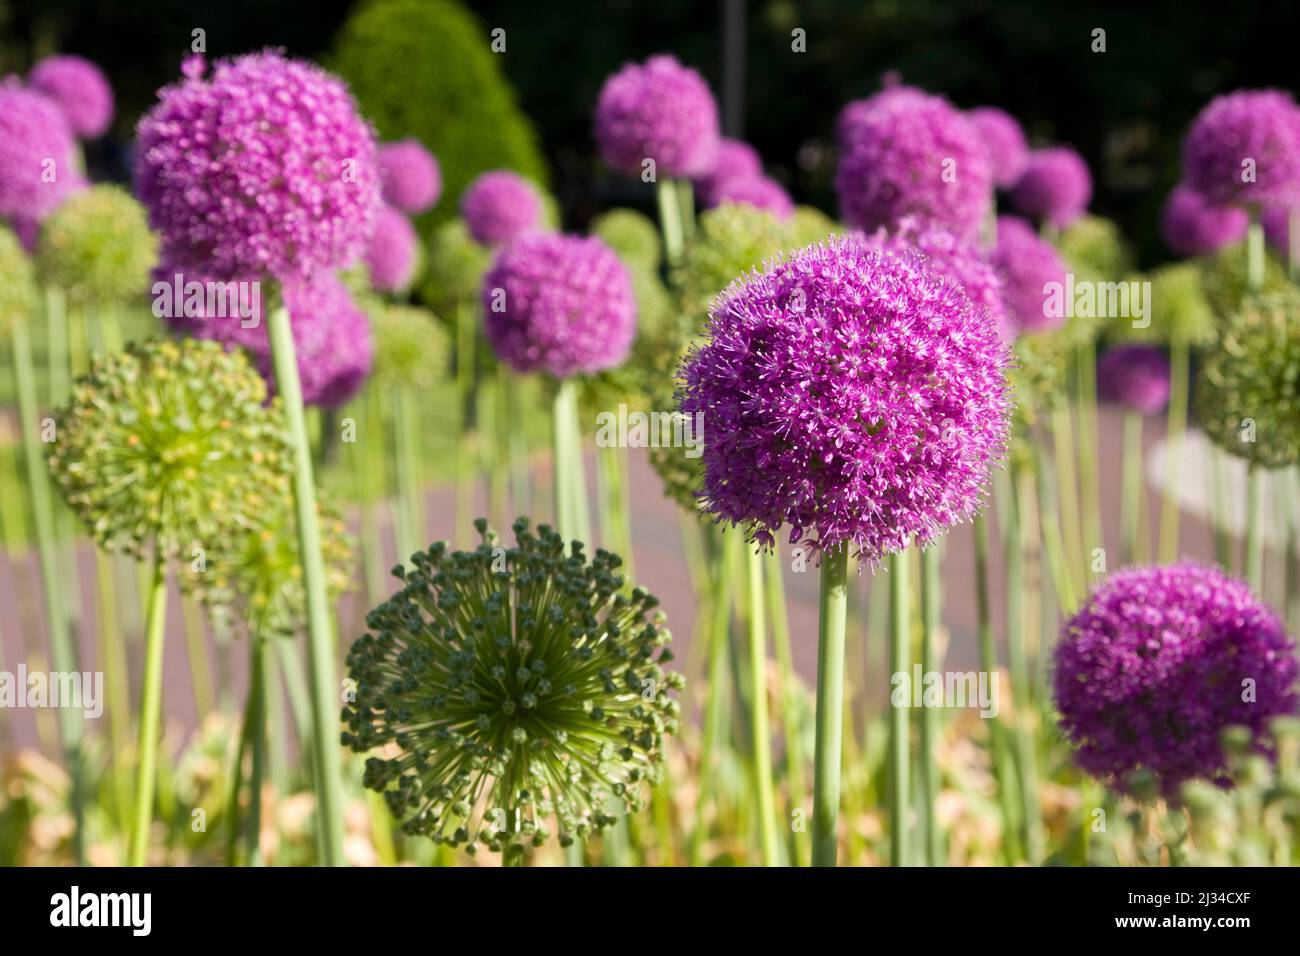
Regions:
[[690, 526, 735, 866], [1158, 339, 1190, 563], [266, 305, 346, 867], [1212, 448, 1233, 570], [1077, 342, 1102, 575], [656, 177, 685, 266], [767, 547, 808, 866], [675, 177, 696, 242], [1050, 405, 1085, 596], [812, 545, 849, 867], [454, 303, 475, 548], [129, 552, 167, 867], [552, 379, 590, 544], [392, 384, 424, 562], [745, 547, 779, 866], [1246, 465, 1264, 592], [1119, 410, 1144, 565], [1035, 455, 1079, 615], [1005, 463, 1043, 862], [1246, 214, 1266, 291], [889, 546, 911, 866], [919, 543, 943, 867]]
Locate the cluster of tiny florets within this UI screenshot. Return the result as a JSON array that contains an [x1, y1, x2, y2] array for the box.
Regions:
[[365, 204, 420, 293], [991, 215, 1067, 335], [707, 175, 794, 220], [1182, 89, 1300, 208], [693, 136, 763, 205], [1161, 183, 1248, 258], [35, 185, 158, 305], [28, 54, 115, 138], [369, 301, 450, 391], [460, 170, 546, 247], [967, 106, 1028, 188], [1011, 146, 1092, 229], [0, 82, 78, 221], [377, 138, 441, 214]]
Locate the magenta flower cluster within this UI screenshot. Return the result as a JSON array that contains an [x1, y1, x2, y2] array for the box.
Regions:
[[680, 235, 1012, 561], [1011, 146, 1092, 229], [135, 51, 381, 283], [0, 82, 78, 221], [1160, 183, 1248, 257], [460, 170, 544, 247], [991, 216, 1066, 335], [366, 204, 419, 292], [1097, 344, 1172, 416], [835, 87, 992, 242], [694, 136, 762, 205], [967, 106, 1028, 189], [1055, 563, 1299, 794], [377, 138, 441, 214], [482, 233, 635, 379], [1182, 89, 1300, 208], [28, 54, 114, 139], [594, 54, 720, 178], [708, 175, 794, 220]]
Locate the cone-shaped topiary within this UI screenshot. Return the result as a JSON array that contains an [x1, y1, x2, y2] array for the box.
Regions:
[[35, 184, 158, 306]]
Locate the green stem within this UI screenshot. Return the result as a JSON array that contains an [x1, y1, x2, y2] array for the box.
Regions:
[[889, 547, 910, 867], [1050, 405, 1085, 597], [454, 303, 475, 548], [690, 526, 735, 866], [180, 597, 214, 720], [265, 305, 346, 867], [1005, 464, 1043, 862], [392, 384, 424, 562], [656, 178, 686, 267], [676, 177, 696, 243], [551, 379, 590, 543], [1246, 215, 1265, 292], [919, 544, 943, 867], [1077, 341, 1101, 572], [812, 545, 849, 866], [247, 636, 269, 866], [1158, 339, 1190, 563], [1246, 464, 1264, 593], [1212, 448, 1233, 570], [129, 552, 168, 867], [767, 546, 808, 866], [1120, 410, 1144, 565], [745, 547, 779, 866]]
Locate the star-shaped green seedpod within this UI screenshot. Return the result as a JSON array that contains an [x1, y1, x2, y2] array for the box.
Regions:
[[35, 184, 158, 307]]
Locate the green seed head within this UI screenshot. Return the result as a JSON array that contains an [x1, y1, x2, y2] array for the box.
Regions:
[[35, 185, 159, 307], [784, 205, 842, 249], [420, 219, 492, 320], [1113, 263, 1217, 347], [0, 226, 36, 337], [590, 208, 661, 273], [1200, 240, 1293, 319], [371, 302, 450, 391]]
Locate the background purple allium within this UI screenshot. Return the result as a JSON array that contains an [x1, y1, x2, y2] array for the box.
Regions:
[[1182, 89, 1300, 209], [460, 170, 544, 247], [1011, 146, 1092, 229], [594, 53, 720, 178], [1055, 563, 1299, 794], [377, 138, 441, 214], [1097, 344, 1172, 415], [482, 232, 635, 378], [135, 51, 381, 283], [365, 204, 419, 292], [680, 234, 1011, 561], [1160, 183, 1248, 257], [992, 215, 1067, 335], [967, 106, 1028, 189], [694, 136, 762, 204], [834, 88, 992, 242], [0, 82, 78, 221], [706, 175, 794, 220], [1261, 205, 1293, 256], [28, 54, 114, 139]]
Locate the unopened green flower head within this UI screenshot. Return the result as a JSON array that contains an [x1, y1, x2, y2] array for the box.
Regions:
[[1008, 328, 1072, 429], [1194, 289, 1300, 468], [420, 219, 492, 319], [590, 208, 661, 272], [1114, 263, 1217, 347], [0, 225, 36, 335], [47, 338, 291, 560], [1200, 239, 1293, 319], [370, 302, 450, 391], [343, 518, 684, 855], [784, 205, 842, 249], [673, 203, 790, 333], [35, 184, 158, 307], [1058, 214, 1133, 284]]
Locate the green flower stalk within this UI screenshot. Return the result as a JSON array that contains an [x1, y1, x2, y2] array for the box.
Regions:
[[34, 185, 158, 307], [342, 518, 684, 862]]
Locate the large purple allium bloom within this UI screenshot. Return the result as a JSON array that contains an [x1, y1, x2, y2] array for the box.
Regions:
[[1182, 89, 1300, 209], [1055, 563, 1299, 794], [0, 82, 78, 221], [28, 54, 114, 138], [680, 234, 1011, 561], [1011, 146, 1092, 229], [706, 175, 794, 220], [1097, 344, 1172, 416], [694, 136, 762, 204], [1160, 183, 1248, 257], [967, 106, 1028, 189], [594, 54, 720, 178], [834, 89, 992, 242], [460, 170, 543, 247], [365, 204, 418, 292], [992, 216, 1067, 335], [135, 51, 381, 283], [482, 233, 635, 378], [377, 138, 441, 214]]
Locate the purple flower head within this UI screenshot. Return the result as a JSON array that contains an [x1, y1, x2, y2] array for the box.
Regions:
[[695, 137, 762, 204], [594, 54, 720, 178], [365, 204, 419, 292], [1183, 89, 1300, 209], [1161, 183, 1249, 257], [1055, 563, 1299, 794], [28, 54, 114, 139], [377, 138, 441, 214], [0, 81, 78, 221], [967, 106, 1028, 188], [1097, 344, 1172, 416], [482, 233, 635, 379], [834, 89, 992, 242], [706, 175, 794, 220], [135, 51, 381, 284], [992, 216, 1067, 335], [680, 234, 1012, 562], [868, 217, 1010, 341], [460, 170, 544, 247], [834, 74, 928, 146], [1011, 146, 1092, 229]]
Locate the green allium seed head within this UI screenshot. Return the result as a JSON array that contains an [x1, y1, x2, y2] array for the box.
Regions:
[[673, 204, 790, 334], [47, 338, 292, 560], [35, 185, 158, 307], [371, 302, 450, 391], [784, 205, 842, 249], [1113, 263, 1217, 347], [0, 226, 36, 336], [420, 219, 492, 320], [1194, 289, 1300, 468], [343, 518, 684, 855], [590, 208, 662, 272], [1008, 328, 1072, 429], [1058, 214, 1133, 285], [1200, 240, 1293, 319]]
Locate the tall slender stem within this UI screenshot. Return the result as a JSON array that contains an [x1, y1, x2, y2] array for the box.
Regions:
[[812, 545, 849, 866], [690, 526, 735, 866], [919, 543, 943, 866], [1120, 410, 1144, 565], [392, 384, 424, 562], [889, 546, 910, 866], [1005, 463, 1043, 862], [454, 302, 475, 547], [1246, 465, 1264, 592], [745, 547, 779, 865], [767, 546, 808, 866], [1050, 405, 1085, 595], [656, 177, 685, 267], [265, 305, 345, 866], [1158, 339, 1190, 562], [1077, 342, 1102, 573], [129, 553, 168, 866]]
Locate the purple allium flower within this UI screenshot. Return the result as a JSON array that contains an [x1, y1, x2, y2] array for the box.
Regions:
[[28, 54, 114, 139], [1097, 344, 1172, 415], [365, 204, 419, 292], [680, 234, 1012, 561], [460, 170, 544, 247], [1055, 563, 1299, 794], [1261, 205, 1292, 256], [834, 76, 928, 146], [1011, 146, 1092, 229], [1182, 89, 1300, 209], [482, 233, 635, 378], [135, 51, 381, 284], [0, 82, 78, 221], [706, 175, 794, 220], [594, 54, 720, 178], [834, 89, 992, 242], [967, 106, 1028, 189], [694, 136, 763, 203], [868, 217, 1010, 341], [991, 216, 1067, 335], [377, 138, 441, 214], [1161, 183, 1249, 257]]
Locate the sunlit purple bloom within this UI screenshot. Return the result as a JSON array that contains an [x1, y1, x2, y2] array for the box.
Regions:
[[967, 106, 1028, 189], [0, 82, 78, 221], [1183, 89, 1300, 208], [1097, 344, 1172, 415], [28, 54, 114, 138], [991, 215, 1067, 335], [706, 175, 794, 220], [377, 138, 441, 214], [365, 204, 419, 292], [1011, 146, 1092, 229], [1161, 183, 1249, 257], [460, 170, 543, 247], [695, 136, 762, 204]]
